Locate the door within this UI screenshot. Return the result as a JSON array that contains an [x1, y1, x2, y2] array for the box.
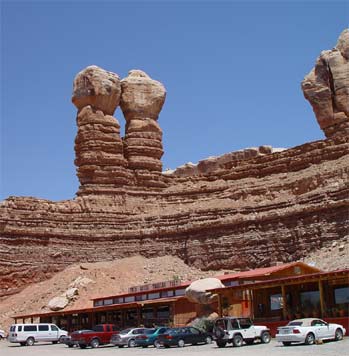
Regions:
[[38, 325, 50, 341], [50, 325, 59, 341], [312, 320, 330, 339]]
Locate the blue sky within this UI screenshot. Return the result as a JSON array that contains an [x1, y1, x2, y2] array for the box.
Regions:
[[1, 0, 348, 201]]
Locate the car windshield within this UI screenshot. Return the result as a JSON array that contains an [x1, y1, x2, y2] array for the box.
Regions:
[[120, 328, 132, 334], [287, 321, 303, 326]]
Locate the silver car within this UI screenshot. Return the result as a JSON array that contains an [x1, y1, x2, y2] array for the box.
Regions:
[[111, 328, 150, 348]]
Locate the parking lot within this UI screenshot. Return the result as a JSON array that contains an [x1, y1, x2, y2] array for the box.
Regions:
[[1, 338, 348, 356]]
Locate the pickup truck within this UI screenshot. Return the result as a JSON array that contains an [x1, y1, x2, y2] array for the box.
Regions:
[[71, 324, 118, 348]]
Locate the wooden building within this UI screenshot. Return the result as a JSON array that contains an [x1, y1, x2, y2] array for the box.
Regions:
[[211, 268, 349, 336], [12, 262, 348, 335]]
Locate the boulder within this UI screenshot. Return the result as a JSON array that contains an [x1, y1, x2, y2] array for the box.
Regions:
[[72, 65, 121, 115], [47, 296, 69, 311], [185, 278, 225, 304]]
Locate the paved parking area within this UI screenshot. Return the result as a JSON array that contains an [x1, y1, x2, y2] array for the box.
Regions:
[[1, 338, 348, 356]]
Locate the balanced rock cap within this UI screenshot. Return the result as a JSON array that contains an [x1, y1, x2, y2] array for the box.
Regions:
[[72, 65, 121, 115], [120, 69, 166, 121]]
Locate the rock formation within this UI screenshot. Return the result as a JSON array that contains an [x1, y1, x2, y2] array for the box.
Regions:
[[120, 70, 166, 175], [186, 278, 225, 304], [302, 29, 349, 138], [0, 30, 348, 299]]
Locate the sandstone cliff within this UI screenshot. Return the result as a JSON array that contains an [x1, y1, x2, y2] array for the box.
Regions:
[[0, 30, 348, 299]]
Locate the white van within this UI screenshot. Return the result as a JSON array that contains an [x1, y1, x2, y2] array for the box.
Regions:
[[8, 323, 68, 346]]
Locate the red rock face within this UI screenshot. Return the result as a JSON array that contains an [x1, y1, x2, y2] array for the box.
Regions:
[[0, 32, 349, 298]]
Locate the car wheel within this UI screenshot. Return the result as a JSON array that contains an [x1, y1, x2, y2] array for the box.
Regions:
[[90, 338, 100, 348], [335, 328, 343, 341], [154, 339, 161, 348], [305, 332, 315, 345], [282, 342, 291, 346], [59, 335, 65, 343], [128, 339, 136, 348], [26, 337, 35, 346], [205, 336, 213, 344], [261, 331, 271, 344], [178, 339, 185, 347], [216, 340, 226, 348], [233, 334, 243, 347]]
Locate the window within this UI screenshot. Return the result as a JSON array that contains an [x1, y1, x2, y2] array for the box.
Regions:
[[157, 306, 170, 319], [335, 287, 349, 304], [175, 288, 185, 296], [51, 325, 58, 331], [113, 297, 124, 304], [161, 290, 174, 298], [270, 293, 283, 310], [148, 292, 160, 300], [142, 308, 154, 320], [135, 294, 147, 301], [124, 296, 135, 303], [189, 327, 200, 334], [38, 325, 49, 331], [300, 291, 320, 309], [94, 300, 103, 307], [18, 326, 22, 332], [103, 299, 113, 305], [93, 325, 104, 332], [24, 325, 37, 332], [239, 318, 252, 329]]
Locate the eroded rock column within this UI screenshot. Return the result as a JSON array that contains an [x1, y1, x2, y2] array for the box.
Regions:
[[302, 29, 349, 138], [120, 70, 166, 172], [72, 66, 130, 192]]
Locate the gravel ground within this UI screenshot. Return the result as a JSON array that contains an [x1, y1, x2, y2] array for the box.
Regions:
[[1, 338, 348, 356]]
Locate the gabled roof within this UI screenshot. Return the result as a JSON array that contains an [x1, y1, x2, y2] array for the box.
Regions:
[[215, 261, 321, 281]]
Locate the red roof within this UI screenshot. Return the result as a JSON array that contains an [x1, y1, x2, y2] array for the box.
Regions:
[[215, 261, 321, 281]]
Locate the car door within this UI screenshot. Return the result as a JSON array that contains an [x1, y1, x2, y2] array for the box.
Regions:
[[50, 325, 59, 341], [239, 318, 256, 339], [311, 319, 329, 339]]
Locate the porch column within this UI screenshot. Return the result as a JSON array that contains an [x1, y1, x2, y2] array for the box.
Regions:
[[281, 285, 287, 320], [137, 307, 141, 326], [217, 293, 223, 317], [318, 280, 325, 317], [249, 289, 254, 319]]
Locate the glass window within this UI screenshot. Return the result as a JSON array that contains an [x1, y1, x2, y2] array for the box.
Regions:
[[142, 308, 154, 319], [51, 325, 58, 331], [270, 293, 283, 310], [94, 300, 103, 307], [113, 297, 124, 304], [239, 318, 252, 329], [24, 325, 37, 332], [93, 325, 104, 332], [135, 294, 147, 301], [125, 296, 135, 303], [189, 327, 200, 334], [103, 299, 113, 305], [38, 325, 49, 331], [148, 292, 160, 300], [18, 326, 22, 332], [335, 287, 349, 304], [157, 306, 170, 318], [300, 291, 320, 309], [175, 288, 185, 296]]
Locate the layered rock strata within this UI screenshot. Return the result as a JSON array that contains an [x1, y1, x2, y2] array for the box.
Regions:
[[0, 30, 348, 298], [302, 29, 349, 138]]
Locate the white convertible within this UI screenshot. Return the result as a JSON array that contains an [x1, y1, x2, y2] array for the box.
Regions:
[[276, 318, 346, 346]]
